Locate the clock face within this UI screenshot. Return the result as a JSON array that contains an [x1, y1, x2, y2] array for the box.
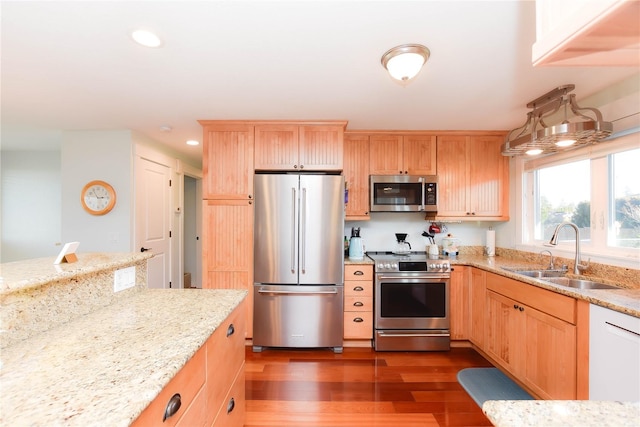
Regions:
[[81, 180, 116, 215]]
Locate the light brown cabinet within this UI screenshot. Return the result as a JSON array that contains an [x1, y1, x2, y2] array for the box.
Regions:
[[254, 122, 346, 171], [132, 300, 246, 427], [484, 272, 580, 399], [436, 134, 509, 220], [343, 264, 374, 342], [202, 199, 254, 338], [369, 133, 436, 175], [469, 268, 486, 347], [200, 123, 254, 200], [450, 266, 470, 340], [343, 134, 371, 220]]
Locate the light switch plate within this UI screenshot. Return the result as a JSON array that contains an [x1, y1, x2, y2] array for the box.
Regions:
[[114, 266, 136, 292]]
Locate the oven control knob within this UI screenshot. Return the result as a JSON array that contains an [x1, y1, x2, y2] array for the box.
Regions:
[[429, 263, 436, 269], [391, 263, 398, 269], [384, 263, 391, 269]]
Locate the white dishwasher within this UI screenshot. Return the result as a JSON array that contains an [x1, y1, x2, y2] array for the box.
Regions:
[[589, 304, 640, 401]]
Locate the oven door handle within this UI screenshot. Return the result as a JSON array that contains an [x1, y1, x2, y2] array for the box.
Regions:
[[376, 275, 450, 281], [377, 332, 450, 338]]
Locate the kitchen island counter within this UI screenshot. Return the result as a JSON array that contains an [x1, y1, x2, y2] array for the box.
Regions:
[[0, 288, 247, 426], [483, 400, 640, 427]]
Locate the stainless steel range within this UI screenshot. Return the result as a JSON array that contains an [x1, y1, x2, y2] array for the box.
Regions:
[[368, 251, 451, 351]]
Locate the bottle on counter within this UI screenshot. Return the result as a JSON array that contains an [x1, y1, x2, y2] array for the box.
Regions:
[[344, 236, 349, 256]]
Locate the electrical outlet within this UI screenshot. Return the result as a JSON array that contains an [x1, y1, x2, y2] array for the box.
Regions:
[[114, 266, 136, 292]]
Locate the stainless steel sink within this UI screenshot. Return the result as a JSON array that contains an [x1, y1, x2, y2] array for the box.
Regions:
[[543, 277, 621, 290], [502, 267, 568, 278]]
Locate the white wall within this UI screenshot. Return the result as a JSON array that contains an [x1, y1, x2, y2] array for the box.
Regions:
[[61, 130, 133, 252], [1, 151, 62, 261], [345, 213, 502, 253]]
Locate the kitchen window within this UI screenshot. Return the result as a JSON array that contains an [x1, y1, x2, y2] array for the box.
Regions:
[[521, 133, 640, 264]]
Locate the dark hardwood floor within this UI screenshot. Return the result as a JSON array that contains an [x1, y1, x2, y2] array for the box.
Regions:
[[245, 346, 494, 427]]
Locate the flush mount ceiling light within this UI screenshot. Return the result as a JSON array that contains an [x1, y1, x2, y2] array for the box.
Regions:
[[186, 140, 199, 146], [131, 29, 162, 48], [501, 84, 613, 157], [381, 44, 430, 83]]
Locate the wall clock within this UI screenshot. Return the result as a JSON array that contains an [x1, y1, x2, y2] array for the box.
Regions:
[[81, 180, 116, 215]]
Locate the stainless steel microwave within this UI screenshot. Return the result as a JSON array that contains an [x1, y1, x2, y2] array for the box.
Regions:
[[370, 175, 438, 213]]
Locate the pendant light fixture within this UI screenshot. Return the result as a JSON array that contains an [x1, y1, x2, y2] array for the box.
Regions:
[[381, 44, 430, 83], [501, 85, 613, 157]]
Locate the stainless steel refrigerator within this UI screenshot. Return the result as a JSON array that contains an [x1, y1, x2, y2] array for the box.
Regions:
[[253, 173, 344, 353]]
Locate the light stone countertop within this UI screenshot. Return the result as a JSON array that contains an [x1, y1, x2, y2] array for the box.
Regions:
[[0, 288, 247, 426], [483, 400, 640, 427]]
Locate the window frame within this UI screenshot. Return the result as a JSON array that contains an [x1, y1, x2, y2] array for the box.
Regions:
[[515, 133, 640, 269]]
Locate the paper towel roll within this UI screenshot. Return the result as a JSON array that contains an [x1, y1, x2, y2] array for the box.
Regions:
[[486, 229, 496, 256]]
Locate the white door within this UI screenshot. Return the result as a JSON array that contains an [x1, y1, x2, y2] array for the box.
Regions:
[[136, 157, 171, 289]]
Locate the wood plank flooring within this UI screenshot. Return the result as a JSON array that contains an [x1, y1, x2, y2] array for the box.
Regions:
[[245, 346, 494, 427]]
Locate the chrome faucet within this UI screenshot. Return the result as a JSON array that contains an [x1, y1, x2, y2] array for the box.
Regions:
[[548, 222, 590, 275], [539, 250, 555, 270]]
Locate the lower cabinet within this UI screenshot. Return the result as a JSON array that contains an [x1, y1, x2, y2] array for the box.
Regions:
[[131, 300, 246, 427], [484, 272, 580, 399], [343, 264, 374, 342], [450, 266, 470, 340], [469, 268, 486, 347]]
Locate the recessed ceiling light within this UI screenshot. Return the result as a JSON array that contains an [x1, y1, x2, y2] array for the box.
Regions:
[[159, 125, 173, 132], [186, 140, 200, 146], [131, 29, 162, 48]]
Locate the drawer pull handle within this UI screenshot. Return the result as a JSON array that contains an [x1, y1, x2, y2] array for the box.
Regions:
[[163, 393, 181, 422], [353, 270, 364, 276], [227, 323, 235, 337], [227, 397, 235, 414], [353, 301, 364, 307], [353, 317, 364, 323], [353, 286, 364, 291]]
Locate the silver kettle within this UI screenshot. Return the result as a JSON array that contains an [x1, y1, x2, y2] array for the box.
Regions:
[[348, 228, 364, 259]]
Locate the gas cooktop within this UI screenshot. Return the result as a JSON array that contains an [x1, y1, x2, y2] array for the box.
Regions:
[[366, 251, 451, 273]]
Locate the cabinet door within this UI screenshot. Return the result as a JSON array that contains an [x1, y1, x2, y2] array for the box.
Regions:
[[299, 125, 344, 170], [485, 290, 526, 374], [344, 134, 370, 219], [522, 306, 577, 399], [469, 268, 486, 347], [436, 135, 469, 216], [254, 124, 299, 170], [403, 135, 437, 175], [202, 200, 254, 337], [450, 266, 469, 340], [469, 135, 509, 219], [203, 124, 254, 199], [369, 135, 404, 175]]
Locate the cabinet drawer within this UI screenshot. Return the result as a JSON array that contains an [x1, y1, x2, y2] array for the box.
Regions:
[[345, 265, 373, 281], [486, 272, 576, 324], [345, 280, 373, 297], [212, 367, 245, 427], [131, 344, 206, 427], [345, 296, 373, 312], [344, 312, 373, 339], [206, 302, 246, 425]]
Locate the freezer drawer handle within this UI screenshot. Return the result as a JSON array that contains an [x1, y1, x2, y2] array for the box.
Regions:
[[258, 289, 338, 295], [226, 323, 235, 337], [162, 393, 181, 422]]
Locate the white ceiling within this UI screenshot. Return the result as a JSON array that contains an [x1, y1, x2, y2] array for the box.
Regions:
[[1, 0, 637, 165]]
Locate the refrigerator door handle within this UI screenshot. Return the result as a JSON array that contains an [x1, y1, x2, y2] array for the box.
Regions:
[[300, 187, 307, 274], [257, 288, 339, 295], [291, 187, 296, 273]]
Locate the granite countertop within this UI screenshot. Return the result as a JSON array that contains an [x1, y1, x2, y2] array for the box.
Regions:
[[345, 256, 375, 265], [452, 254, 640, 318], [0, 288, 247, 426], [483, 400, 640, 427]]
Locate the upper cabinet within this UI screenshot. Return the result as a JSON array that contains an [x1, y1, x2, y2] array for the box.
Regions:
[[254, 122, 347, 171], [370, 133, 436, 175], [436, 134, 509, 220], [532, 0, 640, 67], [200, 122, 255, 200], [343, 133, 371, 220]]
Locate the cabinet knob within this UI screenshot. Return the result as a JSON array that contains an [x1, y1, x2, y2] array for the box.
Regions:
[[163, 393, 182, 422], [294, 165, 298, 169]]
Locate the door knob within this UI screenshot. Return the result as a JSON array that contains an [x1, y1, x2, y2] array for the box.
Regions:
[[140, 247, 151, 252]]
